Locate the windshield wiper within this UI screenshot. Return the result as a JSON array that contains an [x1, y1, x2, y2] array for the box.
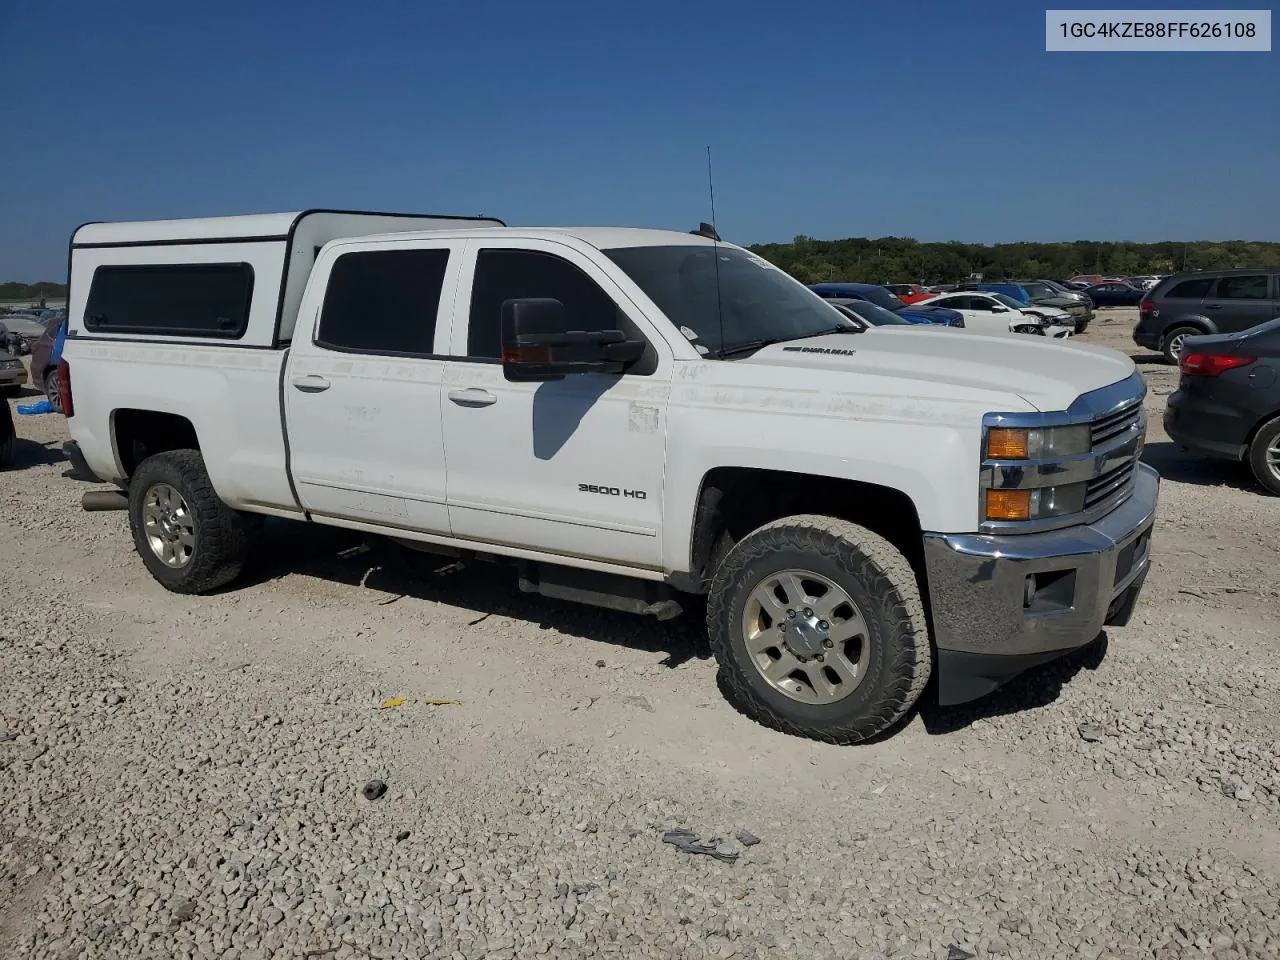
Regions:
[[713, 336, 795, 359], [714, 326, 863, 359]]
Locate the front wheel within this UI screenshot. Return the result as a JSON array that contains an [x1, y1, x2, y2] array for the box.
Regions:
[[707, 515, 932, 744], [128, 449, 249, 593], [1013, 324, 1045, 336], [1247, 417, 1280, 496]]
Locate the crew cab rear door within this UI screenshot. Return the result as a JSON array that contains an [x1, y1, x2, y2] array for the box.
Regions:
[[438, 238, 671, 570], [283, 238, 462, 533]]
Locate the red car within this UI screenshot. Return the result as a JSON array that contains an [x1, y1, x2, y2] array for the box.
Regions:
[[883, 283, 934, 305], [28, 315, 65, 411]]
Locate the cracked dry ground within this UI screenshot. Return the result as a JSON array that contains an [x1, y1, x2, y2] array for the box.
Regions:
[[3, 312, 1278, 959]]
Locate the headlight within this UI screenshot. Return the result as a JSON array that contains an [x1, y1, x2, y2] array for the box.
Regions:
[[985, 424, 1091, 459], [984, 482, 1088, 522]]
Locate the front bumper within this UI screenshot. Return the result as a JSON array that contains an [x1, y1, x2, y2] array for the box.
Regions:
[[922, 463, 1159, 705]]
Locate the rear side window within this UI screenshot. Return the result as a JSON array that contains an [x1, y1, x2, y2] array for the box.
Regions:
[[1213, 274, 1270, 300], [317, 248, 450, 355], [1163, 277, 1213, 300], [84, 263, 254, 338]]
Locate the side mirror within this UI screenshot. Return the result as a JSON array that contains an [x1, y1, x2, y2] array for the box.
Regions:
[[990, 304, 1009, 313], [500, 298, 646, 382]]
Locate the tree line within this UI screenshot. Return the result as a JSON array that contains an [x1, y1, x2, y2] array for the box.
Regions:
[[7, 236, 1280, 297], [0, 281, 67, 301], [746, 237, 1280, 285]]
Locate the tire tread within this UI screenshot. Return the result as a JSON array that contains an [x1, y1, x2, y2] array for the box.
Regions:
[[128, 449, 247, 594], [707, 514, 931, 744]]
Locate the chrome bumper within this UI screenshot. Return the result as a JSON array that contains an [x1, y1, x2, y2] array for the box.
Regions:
[[923, 462, 1159, 668]]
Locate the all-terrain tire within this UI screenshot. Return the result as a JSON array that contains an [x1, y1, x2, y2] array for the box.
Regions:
[[128, 449, 249, 594], [707, 515, 932, 744], [0, 403, 14, 468], [1247, 416, 1280, 496]]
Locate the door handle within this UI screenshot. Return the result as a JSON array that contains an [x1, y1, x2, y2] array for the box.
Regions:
[[1205, 303, 1222, 309], [291, 374, 331, 393], [448, 387, 497, 408]]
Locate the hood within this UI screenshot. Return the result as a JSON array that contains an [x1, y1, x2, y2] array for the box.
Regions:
[[1029, 295, 1079, 309], [733, 328, 1135, 412], [898, 303, 964, 324]]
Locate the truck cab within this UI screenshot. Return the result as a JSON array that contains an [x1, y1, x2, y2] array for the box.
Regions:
[[61, 211, 1160, 744]]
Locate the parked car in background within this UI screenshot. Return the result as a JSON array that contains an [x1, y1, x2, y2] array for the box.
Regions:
[[957, 281, 1092, 333], [1014, 280, 1094, 332], [1164, 318, 1280, 494], [883, 283, 934, 304], [1070, 274, 1104, 286], [1136, 269, 1280, 363], [28, 314, 66, 410], [825, 298, 927, 326], [808, 282, 966, 326], [1080, 282, 1146, 308], [0, 312, 46, 352], [1125, 276, 1161, 291], [917, 291, 1073, 338], [0, 323, 31, 396]]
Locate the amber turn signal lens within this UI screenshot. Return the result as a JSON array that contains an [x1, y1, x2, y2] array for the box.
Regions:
[[985, 488, 1032, 522], [986, 427, 1029, 459]]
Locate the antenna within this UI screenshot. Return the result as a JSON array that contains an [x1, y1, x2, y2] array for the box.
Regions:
[[706, 146, 724, 356]]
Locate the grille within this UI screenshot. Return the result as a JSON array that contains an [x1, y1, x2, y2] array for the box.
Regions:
[[1091, 400, 1142, 447], [1086, 460, 1136, 509]]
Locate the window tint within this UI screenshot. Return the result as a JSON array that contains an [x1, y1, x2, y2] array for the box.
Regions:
[[316, 248, 449, 355], [1164, 277, 1213, 300], [468, 249, 624, 359], [1214, 274, 1269, 300], [84, 263, 254, 338]]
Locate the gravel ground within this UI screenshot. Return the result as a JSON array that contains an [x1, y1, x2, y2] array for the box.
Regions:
[[3, 309, 1278, 960]]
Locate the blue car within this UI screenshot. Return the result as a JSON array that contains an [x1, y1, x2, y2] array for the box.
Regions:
[[808, 282, 965, 327]]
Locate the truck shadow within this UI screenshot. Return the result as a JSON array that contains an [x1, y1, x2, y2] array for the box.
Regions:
[[1, 437, 69, 470], [233, 519, 711, 668], [917, 632, 1109, 736], [1141, 441, 1258, 491]]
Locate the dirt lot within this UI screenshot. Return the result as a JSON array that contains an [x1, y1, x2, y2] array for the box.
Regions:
[[3, 309, 1278, 960]]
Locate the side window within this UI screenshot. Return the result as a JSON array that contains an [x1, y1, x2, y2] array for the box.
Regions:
[[467, 249, 625, 359], [84, 263, 254, 338], [1213, 275, 1269, 300], [970, 297, 994, 311], [316, 248, 450, 355], [1165, 277, 1213, 300]]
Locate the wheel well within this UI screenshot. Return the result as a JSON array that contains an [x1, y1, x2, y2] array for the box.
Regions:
[[685, 467, 924, 591], [1163, 319, 1211, 340], [112, 410, 200, 479]]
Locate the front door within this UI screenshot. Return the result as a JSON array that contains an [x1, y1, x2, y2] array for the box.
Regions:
[[1202, 273, 1277, 333], [440, 239, 670, 570], [284, 240, 462, 533]]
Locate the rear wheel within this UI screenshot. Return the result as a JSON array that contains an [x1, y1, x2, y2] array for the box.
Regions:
[[707, 515, 931, 744], [1247, 417, 1280, 496], [0, 404, 14, 468], [43, 369, 62, 412], [1160, 326, 1201, 365], [128, 449, 249, 593]]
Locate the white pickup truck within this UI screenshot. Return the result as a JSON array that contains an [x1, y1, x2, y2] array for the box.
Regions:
[[61, 210, 1159, 743]]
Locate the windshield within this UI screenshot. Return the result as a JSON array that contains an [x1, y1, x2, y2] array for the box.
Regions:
[[842, 301, 912, 325], [992, 293, 1025, 309], [1021, 282, 1054, 299], [602, 244, 854, 355]]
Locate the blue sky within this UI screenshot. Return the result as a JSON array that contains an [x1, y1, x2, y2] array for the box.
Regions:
[[2, 0, 1277, 280]]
